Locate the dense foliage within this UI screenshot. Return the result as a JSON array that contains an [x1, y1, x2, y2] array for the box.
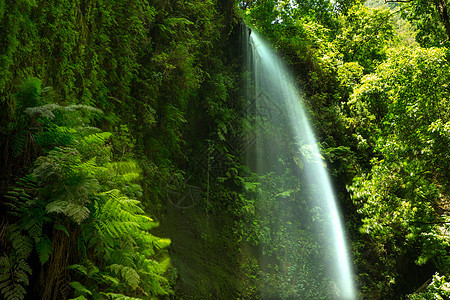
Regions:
[[1, 0, 450, 299], [242, 0, 450, 298], [1, 0, 240, 299]]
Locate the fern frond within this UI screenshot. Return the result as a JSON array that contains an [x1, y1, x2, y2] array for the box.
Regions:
[[4, 187, 32, 214], [12, 131, 28, 158], [15, 77, 42, 109], [69, 264, 88, 276], [36, 125, 74, 148], [2, 282, 27, 300], [98, 274, 120, 286], [109, 161, 141, 176], [158, 256, 171, 272], [64, 104, 103, 115], [135, 253, 170, 276], [55, 126, 77, 134], [120, 173, 141, 182], [70, 281, 92, 296], [24, 103, 60, 119], [0, 255, 32, 300], [35, 236, 52, 264], [22, 217, 43, 243], [107, 250, 135, 268], [0, 256, 11, 275], [107, 264, 140, 290], [153, 238, 171, 251], [134, 216, 159, 231], [87, 265, 100, 278], [101, 292, 142, 300], [15, 259, 31, 284], [77, 126, 102, 134], [83, 132, 112, 145], [46, 200, 90, 224], [54, 224, 70, 237], [16, 174, 37, 188], [79, 156, 97, 170], [7, 226, 32, 260], [32, 147, 81, 183]]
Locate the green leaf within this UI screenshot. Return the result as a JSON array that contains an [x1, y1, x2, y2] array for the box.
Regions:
[[108, 264, 140, 290], [54, 224, 70, 237], [36, 236, 52, 264], [101, 292, 143, 300], [275, 190, 291, 198], [70, 281, 92, 296], [69, 264, 88, 276], [8, 226, 33, 260], [46, 200, 90, 224]]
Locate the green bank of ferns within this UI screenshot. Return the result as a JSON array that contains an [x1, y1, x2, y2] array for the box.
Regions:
[[0, 78, 170, 299]]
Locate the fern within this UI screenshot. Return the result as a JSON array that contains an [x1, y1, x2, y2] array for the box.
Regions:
[[54, 224, 70, 237], [1, 175, 55, 299], [7, 226, 33, 260], [24, 103, 60, 119], [84, 184, 171, 297], [11, 131, 29, 158], [46, 200, 90, 224], [69, 264, 88, 276], [82, 132, 112, 145], [22, 218, 43, 244], [101, 293, 143, 300], [69, 281, 92, 296], [100, 274, 120, 286], [14, 78, 43, 110], [64, 104, 103, 115], [153, 238, 171, 251], [35, 236, 52, 264], [70, 261, 120, 287], [110, 160, 141, 176], [0, 255, 32, 300], [108, 264, 140, 290], [5, 94, 171, 298]]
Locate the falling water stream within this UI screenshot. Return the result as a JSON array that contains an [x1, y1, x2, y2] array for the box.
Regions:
[[243, 27, 357, 299]]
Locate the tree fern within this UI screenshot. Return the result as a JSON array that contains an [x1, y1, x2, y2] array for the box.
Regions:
[[4, 93, 171, 298]]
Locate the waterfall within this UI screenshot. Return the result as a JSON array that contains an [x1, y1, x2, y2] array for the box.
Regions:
[[243, 26, 357, 299]]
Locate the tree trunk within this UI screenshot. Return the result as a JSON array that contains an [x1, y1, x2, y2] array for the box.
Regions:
[[435, 0, 450, 41]]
